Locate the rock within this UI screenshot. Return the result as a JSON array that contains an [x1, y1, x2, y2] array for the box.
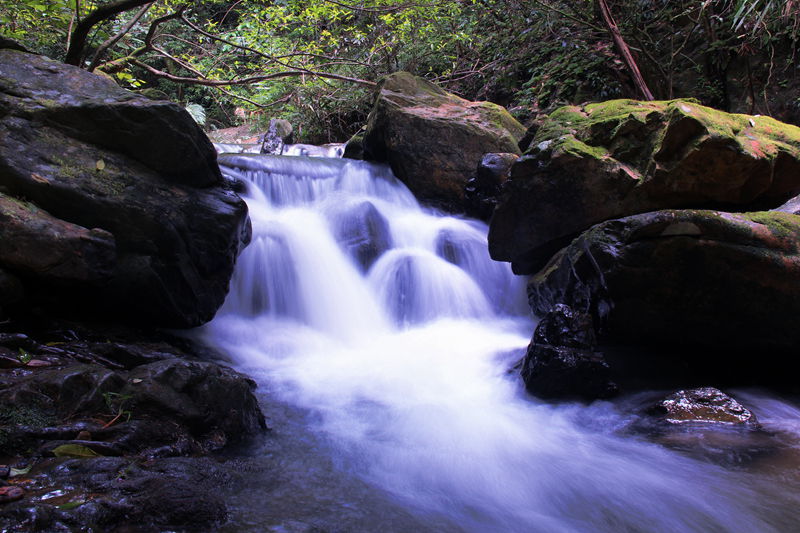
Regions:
[[489, 99, 800, 273], [0, 457, 234, 530], [0, 486, 24, 504], [331, 201, 393, 271], [0, 357, 265, 456], [528, 209, 800, 356], [0, 37, 28, 53], [0, 48, 250, 327], [343, 131, 365, 159], [260, 118, 294, 154], [362, 72, 526, 210], [465, 152, 519, 220], [520, 304, 617, 401], [650, 387, 757, 425], [0, 466, 8, 480]]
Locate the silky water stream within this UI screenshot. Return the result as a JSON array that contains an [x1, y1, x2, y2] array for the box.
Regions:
[[202, 153, 800, 532]]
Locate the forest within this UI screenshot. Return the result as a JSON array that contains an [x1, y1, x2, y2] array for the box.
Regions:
[[4, 0, 799, 141]]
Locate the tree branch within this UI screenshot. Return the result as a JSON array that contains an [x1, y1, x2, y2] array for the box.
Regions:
[[130, 59, 376, 87], [596, 0, 654, 100], [66, 0, 155, 65], [88, 2, 154, 72]]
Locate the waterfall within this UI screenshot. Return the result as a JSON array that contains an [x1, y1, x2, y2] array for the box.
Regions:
[[204, 154, 799, 532]]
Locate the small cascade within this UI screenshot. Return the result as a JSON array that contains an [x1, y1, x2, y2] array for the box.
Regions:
[[205, 152, 799, 532]]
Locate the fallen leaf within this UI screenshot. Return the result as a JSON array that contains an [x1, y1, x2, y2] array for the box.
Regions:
[[9, 466, 31, 477], [30, 173, 49, 184], [52, 444, 102, 458], [25, 359, 52, 367]]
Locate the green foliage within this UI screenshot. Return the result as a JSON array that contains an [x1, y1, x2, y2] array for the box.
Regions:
[[2, 0, 798, 139], [184, 102, 207, 125]]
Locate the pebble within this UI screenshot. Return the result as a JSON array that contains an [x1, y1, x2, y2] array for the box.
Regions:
[[0, 486, 25, 503]]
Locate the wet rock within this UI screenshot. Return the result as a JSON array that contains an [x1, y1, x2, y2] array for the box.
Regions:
[[520, 304, 617, 401], [527, 209, 800, 356], [0, 457, 234, 531], [631, 388, 770, 466], [0, 486, 24, 503], [362, 72, 525, 210], [0, 48, 250, 327], [260, 118, 294, 154], [650, 387, 757, 425], [0, 357, 265, 456], [332, 201, 393, 271], [465, 153, 518, 220], [489, 99, 800, 273]]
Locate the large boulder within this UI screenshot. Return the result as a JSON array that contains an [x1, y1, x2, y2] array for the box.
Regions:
[[489, 99, 800, 273], [361, 72, 526, 210], [528, 209, 800, 353], [0, 48, 249, 326]]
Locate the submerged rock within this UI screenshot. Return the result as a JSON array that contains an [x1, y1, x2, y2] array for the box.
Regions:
[[528, 209, 800, 356], [489, 99, 800, 273], [362, 72, 526, 210], [521, 304, 617, 401], [650, 387, 757, 426], [0, 48, 249, 327]]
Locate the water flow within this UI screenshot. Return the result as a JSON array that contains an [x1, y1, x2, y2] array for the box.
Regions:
[[205, 154, 799, 532]]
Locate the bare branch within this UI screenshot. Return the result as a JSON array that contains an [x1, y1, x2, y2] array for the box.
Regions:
[[130, 59, 376, 87], [88, 2, 154, 72]]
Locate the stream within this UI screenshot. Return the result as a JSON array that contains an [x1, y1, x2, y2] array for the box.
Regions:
[[202, 153, 800, 532]]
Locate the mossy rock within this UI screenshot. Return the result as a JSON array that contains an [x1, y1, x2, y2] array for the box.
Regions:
[[361, 72, 526, 210], [489, 99, 800, 274], [528, 208, 800, 359]]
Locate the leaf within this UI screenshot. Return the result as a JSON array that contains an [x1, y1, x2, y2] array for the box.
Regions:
[[95, 159, 106, 171], [57, 500, 85, 510], [10, 466, 31, 477], [52, 444, 102, 458], [17, 348, 32, 365]]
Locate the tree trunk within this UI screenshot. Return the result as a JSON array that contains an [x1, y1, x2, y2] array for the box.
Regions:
[[596, 0, 654, 101]]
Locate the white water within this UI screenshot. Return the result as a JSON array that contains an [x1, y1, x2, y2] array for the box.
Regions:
[[206, 154, 799, 532]]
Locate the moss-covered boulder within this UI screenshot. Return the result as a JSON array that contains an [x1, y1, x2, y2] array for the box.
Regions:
[[489, 99, 800, 273], [0, 48, 250, 327], [528, 209, 800, 354], [361, 72, 526, 210]]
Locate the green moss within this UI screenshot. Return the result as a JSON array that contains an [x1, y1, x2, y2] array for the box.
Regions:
[[553, 134, 608, 160], [745, 211, 800, 240]]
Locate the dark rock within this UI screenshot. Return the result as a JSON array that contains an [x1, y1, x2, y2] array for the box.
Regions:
[[489, 99, 800, 273], [362, 72, 526, 210], [0, 48, 250, 327], [465, 152, 518, 220], [528, 209, 800, 358], [0, 357, 265, 456], [343, 131, 365, 160], [0, 37, 28, 53], [0, 457, 233, 531], [0, 466, 8, 480], [520, 304, 617, 401], [649, 387, 757, 426], [331, 201, 392, 271]]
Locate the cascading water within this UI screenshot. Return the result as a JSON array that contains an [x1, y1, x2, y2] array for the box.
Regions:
[[204, 153, 800, 532]]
